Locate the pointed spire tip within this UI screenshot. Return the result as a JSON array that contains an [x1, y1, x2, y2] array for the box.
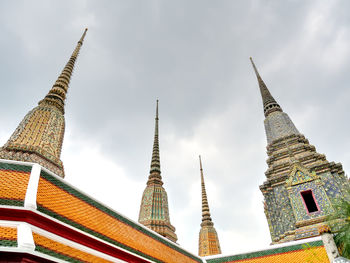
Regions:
[[78, 28, 88, 45], [250, 57, 259, 76], [155, 99, 159, 119], [250, 57, 282, 117]]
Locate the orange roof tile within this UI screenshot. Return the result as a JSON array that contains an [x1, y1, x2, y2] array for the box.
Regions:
[[206, 240, 329, 263], [33, 231, 113, 263]]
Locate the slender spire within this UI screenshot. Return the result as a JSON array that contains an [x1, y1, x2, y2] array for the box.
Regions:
[[199, 155, 213, 226], [250, 57, 282, 117], [139, 100, 177, 242], [147, 100, 163, 185], [198, 155, 221, 257], [39, 28, 88, 114]]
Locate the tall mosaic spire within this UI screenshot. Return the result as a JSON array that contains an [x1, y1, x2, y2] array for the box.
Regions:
[[0, 29, 88, 178], [251, 58, 350, 244], [138, 101, 177, 243], [198, 155, 221, 257]]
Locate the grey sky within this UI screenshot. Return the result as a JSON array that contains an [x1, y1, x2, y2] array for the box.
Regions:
[[1, 0, 350, 255]]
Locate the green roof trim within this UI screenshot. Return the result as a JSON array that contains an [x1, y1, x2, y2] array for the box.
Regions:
[[0, 198, 24, 207], [35, 245, 85, 263], [0, 162, 32, 173], [39, 170, 202, 262], [206, 240, 324, 263], [0, 239, 17, 247]]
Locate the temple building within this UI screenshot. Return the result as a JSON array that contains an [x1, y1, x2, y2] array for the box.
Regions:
[[138, 100, 178, 243], [198, 156, 221, 257], [0, 29, 347, 262], [250, 57, 350, 244]]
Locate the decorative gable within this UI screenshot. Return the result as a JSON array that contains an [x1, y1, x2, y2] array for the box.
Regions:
[[286, 163, 318, 188]]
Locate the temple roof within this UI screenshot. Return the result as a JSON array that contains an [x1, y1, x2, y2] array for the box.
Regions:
[[0, 159, 198, 263]]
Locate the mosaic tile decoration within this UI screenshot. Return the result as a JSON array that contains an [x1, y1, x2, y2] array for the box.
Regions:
[[0, 162, 31, 207], [138, 184, 177, 242], [139, 185, 170, 222], [5, 106, 65, 163], [0, 226, 17, 247], [321, 172, 349, 201], [33, 231, 113, 263], [260, 130, 350, 243], [0, 105, 65, 177], [264, 112, 300, 144], [199, 226, 221, 256], [263, 184, 296, 241], [286, 165, 316, 187], [36, 170, 202, 263], [206, 240, 329, 263]]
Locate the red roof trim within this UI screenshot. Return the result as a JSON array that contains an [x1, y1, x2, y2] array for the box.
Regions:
[[0, 207, 150, 263]]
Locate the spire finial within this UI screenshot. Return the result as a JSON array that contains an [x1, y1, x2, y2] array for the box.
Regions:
[[39, 28, 88, 113], [147, 100, 162, 185], [250, 57, 260, 78], [250, 57, 282, 117], [199, 155, 213, 226], [78, 28, 88, 45]]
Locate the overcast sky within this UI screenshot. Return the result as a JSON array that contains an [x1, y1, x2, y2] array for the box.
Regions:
[[1, 0, 350, 256]]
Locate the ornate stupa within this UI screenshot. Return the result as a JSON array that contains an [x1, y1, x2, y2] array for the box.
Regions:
[[0, 29, 88, 178], [250, 57, 350, 244], [138, 100, 178, 243], [198, 155, 221, 257]]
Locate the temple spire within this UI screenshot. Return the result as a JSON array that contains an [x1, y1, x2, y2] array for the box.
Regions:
[[39, 28, 88, 114], [198, 155, 221, 257], [139, 101, 177, 242], [199, 155, 212, 225], [147, 100, 163, 185], [0, 29, 88, 178], [250, 57, 282, 117]]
